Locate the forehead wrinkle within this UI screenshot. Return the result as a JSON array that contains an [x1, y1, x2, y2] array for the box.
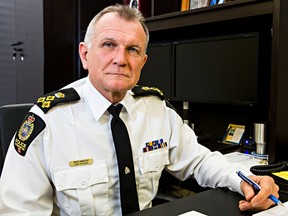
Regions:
[[98, 32, 144, 51]]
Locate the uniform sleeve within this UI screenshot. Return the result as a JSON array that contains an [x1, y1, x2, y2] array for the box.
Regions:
[[165, 106, 251, 195], [0, 111, 54, 215]]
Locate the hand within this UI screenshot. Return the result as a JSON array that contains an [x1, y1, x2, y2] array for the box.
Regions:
[[239, 175, 280, 211]]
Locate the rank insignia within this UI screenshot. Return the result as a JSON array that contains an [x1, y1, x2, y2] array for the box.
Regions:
[[36, 88, 80, 113], [132, 85, 165, 100], [14, 113, 45, 156], [143, 139, 167, 152]]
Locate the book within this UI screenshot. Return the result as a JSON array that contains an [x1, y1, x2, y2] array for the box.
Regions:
[[190, 0, 209, 9], [181, 0, 190, 11]]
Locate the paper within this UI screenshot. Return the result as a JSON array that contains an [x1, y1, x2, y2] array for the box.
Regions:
[[229, 127, 245, 143], [224, 152, 266, 170], [178, 210, 207, 216], [253, 201, 288, 216], [272, 171, 288, 181]]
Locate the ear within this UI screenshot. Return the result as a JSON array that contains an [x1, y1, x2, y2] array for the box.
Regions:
[[142, 54, 148, 68], [79, 42, 88, 70]]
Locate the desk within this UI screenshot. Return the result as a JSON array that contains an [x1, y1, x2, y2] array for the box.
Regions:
[[128, 188, 288, 216]]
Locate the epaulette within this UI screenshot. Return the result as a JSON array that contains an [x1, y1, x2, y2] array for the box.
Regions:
[[36, 88, 80, 113], [132, 85, 165, 100]]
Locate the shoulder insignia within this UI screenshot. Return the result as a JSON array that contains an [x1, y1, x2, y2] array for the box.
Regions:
[[14, 112, 45, 156], [36, 88, 80, 113], [132, 85, 165, 100]]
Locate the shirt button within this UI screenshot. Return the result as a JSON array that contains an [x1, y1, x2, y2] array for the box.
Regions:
[[81, 180, 86, 186], [155, 163, 159, 169]]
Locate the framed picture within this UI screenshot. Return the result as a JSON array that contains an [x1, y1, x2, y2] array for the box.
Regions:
[[222, 124, 245, 144], [189, 0, 210, 9]]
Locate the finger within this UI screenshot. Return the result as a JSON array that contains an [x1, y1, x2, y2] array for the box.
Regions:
[[239, 199, 274, 211], [240, 180, 256, 201], [239, 175, 279, 211], [250, 187, 269, 207], [249, 176, 278, 206], [239, 200, 252, 211]]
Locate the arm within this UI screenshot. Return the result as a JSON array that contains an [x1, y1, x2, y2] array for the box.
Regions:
[[164, 105, 248, 194], [164, 104, 280, 211], [0, 113, 54, 215]]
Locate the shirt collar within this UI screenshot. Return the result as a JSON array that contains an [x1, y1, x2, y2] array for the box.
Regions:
[[84, 78, 134, 121], [84, 78, 110, 121], [119, 92, 134, 117]]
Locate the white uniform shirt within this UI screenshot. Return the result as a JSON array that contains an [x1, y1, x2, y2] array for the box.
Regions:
[[0, 77, 250, 215]]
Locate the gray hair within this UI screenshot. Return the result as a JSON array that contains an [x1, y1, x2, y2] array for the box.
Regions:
[[84, 4, 149, 50]]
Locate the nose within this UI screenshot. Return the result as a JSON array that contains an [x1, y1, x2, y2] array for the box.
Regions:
[[113, 47, 127, 66]]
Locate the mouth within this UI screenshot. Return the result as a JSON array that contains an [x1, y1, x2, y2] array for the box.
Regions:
[[107, 72, 129, 78]]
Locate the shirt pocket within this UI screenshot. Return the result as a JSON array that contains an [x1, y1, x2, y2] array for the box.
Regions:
[[53, 161, 109, 216], [137, 147, 170, 208]]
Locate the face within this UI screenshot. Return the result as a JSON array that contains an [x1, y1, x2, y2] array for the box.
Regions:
[[79, 12, 148, 103]]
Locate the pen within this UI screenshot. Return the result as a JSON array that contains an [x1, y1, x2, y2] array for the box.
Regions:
[[236, 170, 285, 207]]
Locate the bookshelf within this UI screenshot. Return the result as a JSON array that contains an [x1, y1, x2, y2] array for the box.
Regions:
[[139, 0, 288, 163], [146, 0, 273, 31]]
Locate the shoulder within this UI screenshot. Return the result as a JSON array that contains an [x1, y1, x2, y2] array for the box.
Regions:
[[131, 85, 177, 111], [14, 87, 80, 156], [131, 85, 165, 100], [36, 87, 80, 114]]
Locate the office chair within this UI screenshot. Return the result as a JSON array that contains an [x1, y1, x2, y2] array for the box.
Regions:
[[0, 103, 33, 176]]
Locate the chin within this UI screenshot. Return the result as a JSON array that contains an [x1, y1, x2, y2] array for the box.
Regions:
[[109, 81, 135, 91]]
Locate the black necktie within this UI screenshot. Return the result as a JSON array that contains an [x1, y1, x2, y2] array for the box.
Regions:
[[108, 104, 140, 215]]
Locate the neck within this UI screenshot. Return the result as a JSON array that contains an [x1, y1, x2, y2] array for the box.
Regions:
[[105, 91, 126, 105]]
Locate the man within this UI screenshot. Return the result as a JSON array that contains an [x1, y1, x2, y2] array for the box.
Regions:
[[0, 4, 280, 215]]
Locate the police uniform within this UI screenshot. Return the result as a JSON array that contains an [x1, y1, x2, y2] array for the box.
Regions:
[[0, 77, 250, 215]]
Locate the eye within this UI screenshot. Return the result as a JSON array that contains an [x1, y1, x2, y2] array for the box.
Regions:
[[103, 41, 115, 48], [128, 46, 140, 55]]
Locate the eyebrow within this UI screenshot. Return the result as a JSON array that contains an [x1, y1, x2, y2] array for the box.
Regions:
[[102, 37, 143, 50], [100, 37, 116, 43]]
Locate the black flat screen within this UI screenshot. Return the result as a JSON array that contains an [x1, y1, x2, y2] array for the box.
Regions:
[[174, 33, 259, 106]]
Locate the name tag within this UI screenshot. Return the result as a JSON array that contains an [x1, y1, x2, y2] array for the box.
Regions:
[[69, 158, 93, 167]]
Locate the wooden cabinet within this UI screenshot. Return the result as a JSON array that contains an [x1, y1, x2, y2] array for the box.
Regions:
[[0, 0, 44, 106]]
